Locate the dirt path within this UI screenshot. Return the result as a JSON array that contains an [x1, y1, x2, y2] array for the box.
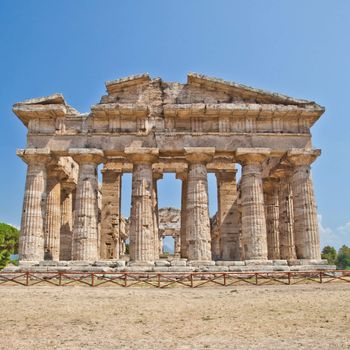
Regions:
[[0, 284, 349, 349]]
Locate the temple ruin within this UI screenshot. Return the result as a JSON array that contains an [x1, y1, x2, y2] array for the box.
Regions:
[[12, 73, 329, 271]]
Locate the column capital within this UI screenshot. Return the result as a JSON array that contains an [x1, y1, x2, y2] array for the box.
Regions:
[[287, 149, 321, 166], [17, 148, 51, 164], [235, 148, 271, 165], [125, 147, 159, 163], [184, 147, 215, 164], [69, 148, 104, 164], [271, 164, 294, 179]]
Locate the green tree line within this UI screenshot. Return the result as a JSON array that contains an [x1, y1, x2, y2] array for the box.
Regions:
[[0, 223, 19, 269], [321, 245, 350, 270]]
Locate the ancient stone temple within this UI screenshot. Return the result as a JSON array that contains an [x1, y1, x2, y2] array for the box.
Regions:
[[13, 73, 328, 271]]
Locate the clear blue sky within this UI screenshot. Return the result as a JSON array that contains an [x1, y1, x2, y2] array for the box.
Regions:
[[1, 0, 349, 248]]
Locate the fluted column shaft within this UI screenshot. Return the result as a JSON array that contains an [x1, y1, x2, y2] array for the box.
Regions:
[[130, 163, 155, 261], [44, 176, 61, 260], [237, 148, 270, 260], [70, 149, 103, 261], [263, 179, 280, 260], [177, 172, 188, 259], [60, 185, 74, 261], [216, 170, 240, 260], [184, 147, 214, 261], [152, 173, 162, 260], [288, 150, 321, 259], [125, 147, 159, 262], [278, 180, 296, 259], [18, 149, 50, 261], [100, 167, 122, 259]]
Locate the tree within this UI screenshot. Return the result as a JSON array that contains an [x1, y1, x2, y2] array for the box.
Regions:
[[336, 245, 350, 270], [0, 223, 19, 270], [321, 245, 337, 265]]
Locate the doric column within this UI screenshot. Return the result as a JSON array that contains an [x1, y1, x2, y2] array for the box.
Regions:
[[44, 170, 61, 261], [153, 172, 163, 260], [287, 149, 321, 259], [216, 169, 240, 261], [125, 147, 159, 262], [17, 149, 50, 261], [263, 178, 280, 260], [236, 148, 270, 260], [100, 163, 122, 259], [69, 149, 104, 261], [60, 183, 75, 261], [276, 171, 297, 260], [176, 171, 188, 259], [184, 147, 215, 261]]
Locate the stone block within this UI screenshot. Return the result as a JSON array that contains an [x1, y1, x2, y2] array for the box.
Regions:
[[19, 261, 40, 267], [273, 260, 288, 266], [216, 261, 245, 267], [245, 260, 273, 266], [187, 260, 216, 267], [39, 261, 59, 267], [204, 266, 229, 272], [272, 266, 290, 272], [124, 266, 155, 272], [290, 265, 336, 271], [128, 261, 155, 267], [155, 260, 171, 267], [170, 260, 187, 266], [168, 266, 195, 272], [69, 261, 92, 266]]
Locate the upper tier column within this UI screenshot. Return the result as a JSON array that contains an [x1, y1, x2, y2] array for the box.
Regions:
[[287, 149, 321, 260], [17, 149, 50, 261], [216, 170, 240, 261], [185, 147, 215, 261], [69, 149, 104, 261], [100, 164, 122, 259], [125, 147, 159, 262], [236, 148, 270, 260]]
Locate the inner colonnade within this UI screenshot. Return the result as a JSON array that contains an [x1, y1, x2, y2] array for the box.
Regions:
[[13, 73, 325, 265]]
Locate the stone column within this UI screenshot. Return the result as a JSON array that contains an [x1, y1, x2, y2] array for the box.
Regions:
[[100, 164, 122, 259], [60, 183, 74, 261], [236, 148, 270, 260], [184, 147, 215, 261], [17, 149, 50, 261], [153, 172, 163, 260], [277, 174, 297, 260], [44, 171, 61, 261], [176, 171, 188, 259], [69, 149, 103, 261], [288, 149, 321, 260], [125, 147, 159, 262], [263, 178, 280, 260], [216, 170, 240, 261]]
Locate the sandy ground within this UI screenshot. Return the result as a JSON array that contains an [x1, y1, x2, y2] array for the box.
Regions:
[[0, 284, 349, 350]]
